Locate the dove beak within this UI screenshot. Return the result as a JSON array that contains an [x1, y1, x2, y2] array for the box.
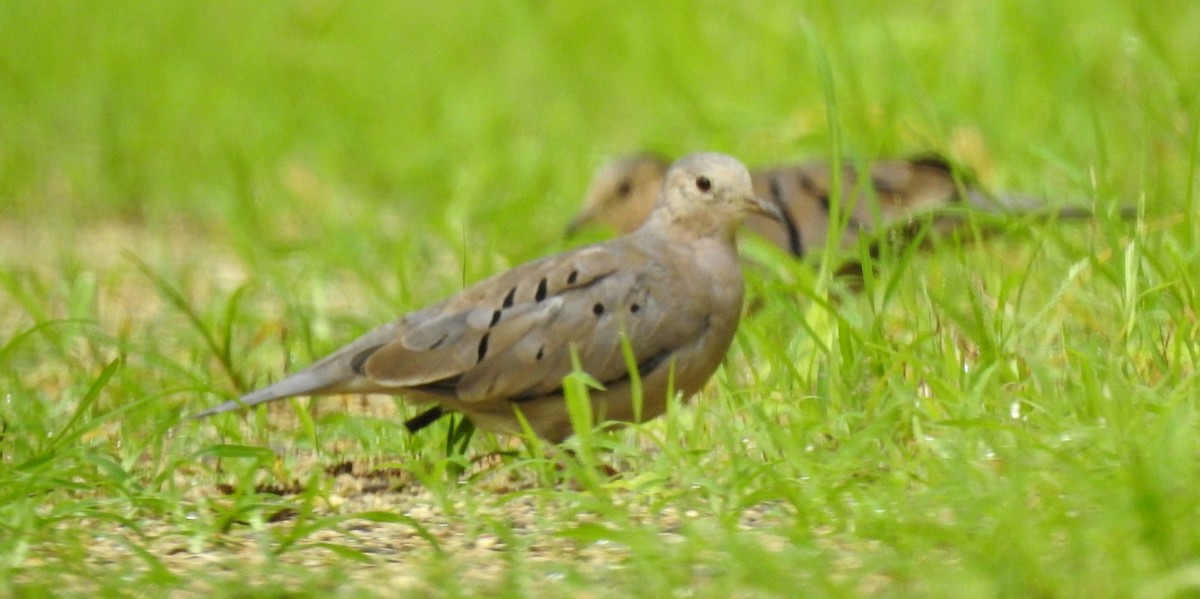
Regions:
[[564, 211, 592, 238], [749, 194, 785, 223]]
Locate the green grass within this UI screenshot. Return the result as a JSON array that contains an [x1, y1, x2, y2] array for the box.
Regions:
[[2, 0, 1199, 596]]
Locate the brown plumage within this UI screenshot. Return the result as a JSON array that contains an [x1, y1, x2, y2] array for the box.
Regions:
[[195, 153, 780, 442], [568, 153, 1122, 257]]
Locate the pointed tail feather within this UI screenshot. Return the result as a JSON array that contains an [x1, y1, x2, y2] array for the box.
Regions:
[[192, 321, 404, 419], [191, 370, 340, 418], [966, 190, 1138, 220]]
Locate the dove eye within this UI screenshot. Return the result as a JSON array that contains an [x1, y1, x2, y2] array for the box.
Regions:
[[616, 179, 633, 199], [695, 176, 712, 192]]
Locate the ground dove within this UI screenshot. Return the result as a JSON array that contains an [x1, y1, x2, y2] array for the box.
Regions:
[[567, 153, 1123, 258], [195, 153, 780, 442]]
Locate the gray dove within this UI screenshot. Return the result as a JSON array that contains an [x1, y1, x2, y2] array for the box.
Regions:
[[568, 153, 1125, 258], [195, 152, 780, 443]]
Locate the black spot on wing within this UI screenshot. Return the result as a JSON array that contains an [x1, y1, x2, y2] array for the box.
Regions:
[[799, 172, 821, 200], [502, 286, 516, 309], [350, 344, 385, 375], [801, 172, 862, 231], [477, 333, 490, 363], [908, 153, 979, 194], [490, 310, 502, 327], [427, 334, 449, 350], [769, 176, 783, 203], [592, 303, 605, 316], [567, 270, 578, 285], [798, 170, 843, 216], [535, 278, 548, 302], [909, 154, 954, 173], [634, 350, 672, 377], [768, 174, 804, 258], [870, 175, 898, 195]]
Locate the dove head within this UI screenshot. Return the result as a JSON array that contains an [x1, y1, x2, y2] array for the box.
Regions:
[[566, 153, 669, 236], [647, 152, 781, 240]]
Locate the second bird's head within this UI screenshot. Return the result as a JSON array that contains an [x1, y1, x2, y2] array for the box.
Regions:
[[567, 153, 669, 236]]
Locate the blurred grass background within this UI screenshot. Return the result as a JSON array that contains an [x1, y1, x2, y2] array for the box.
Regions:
[[4, 0, 1193, 227], [2, 0, 1200, 596]]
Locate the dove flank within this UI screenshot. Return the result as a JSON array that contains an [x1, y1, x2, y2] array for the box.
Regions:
[[196, 152, 766, 443]]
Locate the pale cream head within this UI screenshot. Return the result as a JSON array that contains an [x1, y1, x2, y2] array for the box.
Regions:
[[647, 152, 781, 239]]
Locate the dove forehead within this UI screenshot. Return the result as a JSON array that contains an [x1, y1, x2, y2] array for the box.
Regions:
[[667, 152, 752, 186], [671, 151, 743, 169], [606, 152, 667, 175]]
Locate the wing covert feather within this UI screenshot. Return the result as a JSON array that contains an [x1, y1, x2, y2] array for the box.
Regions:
[[358, 242, 641, 393]]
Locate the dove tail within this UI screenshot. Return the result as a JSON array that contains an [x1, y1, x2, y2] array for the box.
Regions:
[[966, 190, 1137, 220], [191, 321, 404, 420], [190, 370, 339, 419], [963, 190, 1046, 214]]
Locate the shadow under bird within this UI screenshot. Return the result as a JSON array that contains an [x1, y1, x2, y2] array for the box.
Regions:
[[567, 153, 1134, 258], [195, 152, 781, 443]]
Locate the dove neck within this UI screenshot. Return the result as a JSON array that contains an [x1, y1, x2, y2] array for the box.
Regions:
[[644, 209, 741, 246]]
